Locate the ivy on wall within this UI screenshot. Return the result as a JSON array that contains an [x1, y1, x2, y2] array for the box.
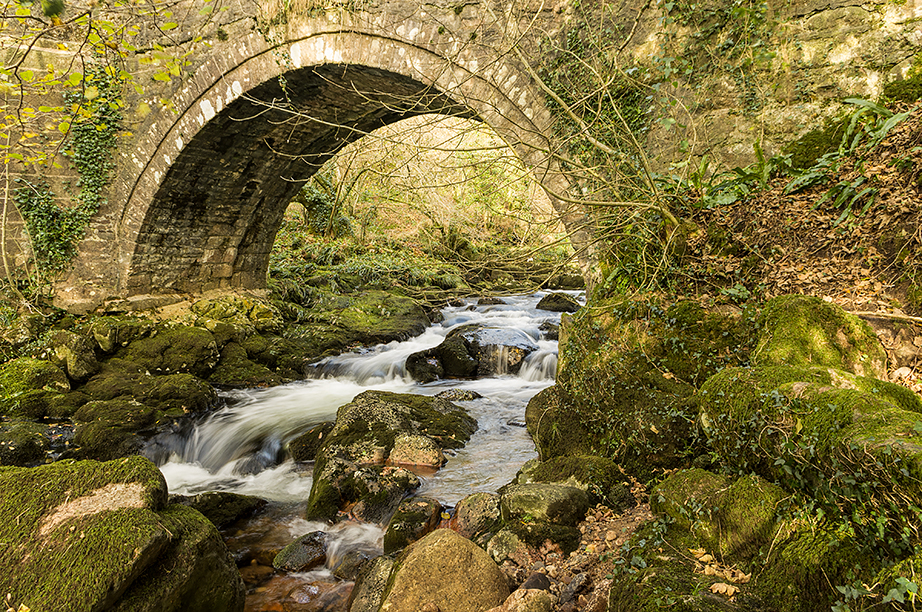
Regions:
[[14, 64, 123, 280]]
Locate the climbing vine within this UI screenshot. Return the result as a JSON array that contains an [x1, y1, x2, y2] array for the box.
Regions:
[[13, 64, 122, 281]]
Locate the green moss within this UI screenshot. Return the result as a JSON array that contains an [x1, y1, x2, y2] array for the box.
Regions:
[[170, 491, 267, 530], [73, 397, 163, 460], [652, 469, 784, 563], [781, 118, 848, 169], [524, 455, 634, 509], [542, 298, 755, 479], [0, 357, 70, 417], [208, 341, 285, 388], [288, 422, 334, 461], [81, 364, 218, 415], [756, 521, 867, 612], [383, 497, 440, 554], [112, 504, 245, 612], [882, 65, 922, 103], [753, 294, 887, 379], [117, 324, 219, 378], [0, 457, 173, 611]]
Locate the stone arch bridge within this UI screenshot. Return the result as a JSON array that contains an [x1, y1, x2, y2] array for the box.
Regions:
[[49, 0, 589, 312]]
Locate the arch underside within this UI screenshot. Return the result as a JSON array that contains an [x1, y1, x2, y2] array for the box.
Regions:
[[128, 64, 474, 295]]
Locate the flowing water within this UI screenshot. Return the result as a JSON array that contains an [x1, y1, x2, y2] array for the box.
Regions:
[[153, 292, 578, 607]]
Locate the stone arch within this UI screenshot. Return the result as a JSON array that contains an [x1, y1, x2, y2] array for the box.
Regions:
[[57, 23, 586, 309]]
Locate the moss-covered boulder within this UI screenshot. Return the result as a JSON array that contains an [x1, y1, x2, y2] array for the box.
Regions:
[[500, 483, 590, 527], [118, 324, 219, 378], [282, 290, 430, 357], [305, 391, 475, 522], [72, 397, 163, 460], [752, 294, 887, 379], [516, 455, 635, 510], [697, 365, 922, 493], [306, 457, 420, 524], [0, 357, 70, 418], [383, 496, 442, 554], [86, 316, 156, 354], [532, 299, 754, 478], [652, 469, 785, 562], [207, 341, 286, 387], [190, 295, 283, 334], [45, 330, 100, 382], [0, 456, 243, 612], [0, 419, 48, 466], [273, 531, 328, 571], [82, 363, 218, 416]]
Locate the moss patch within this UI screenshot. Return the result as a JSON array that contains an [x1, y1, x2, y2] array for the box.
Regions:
[[521, 454, 635, 510], [0, 357, 70, 418]]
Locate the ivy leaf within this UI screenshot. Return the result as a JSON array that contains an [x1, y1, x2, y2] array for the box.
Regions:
[[161, 22, 178, 30], [152, 72, 171, 82], [19, 70, 34, 82]]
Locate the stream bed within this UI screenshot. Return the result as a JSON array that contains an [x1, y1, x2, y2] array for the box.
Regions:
[[153, 292, 577, 609]]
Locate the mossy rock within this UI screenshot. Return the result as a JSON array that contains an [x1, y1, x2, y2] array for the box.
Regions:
[[698, 365, 922, 489], [518, 455, 635, 510], [44, 330, 100, 382], [882, 69, 922, 104], [85, 316, 155, 354], [500, 483, 590, 527], [546, 298, 754, 479], [0, 357, 70, 418], [0, 419, 48, 466], [208, 341, 286, 387], [190, 295, 283, 334], [536, 292, 581, 313], [288, 421, 334, 461], [0, 456, 171, 611], [73, 397, 163, 461], [506, 520, 582, 554], [755, 520, 868, 612], [110, 504, 245, 612], [169, 491, 267, 530], [651, 469, 785, 563], [383, 496, 441, 554], [305, 457, 420, 523], [273, 531, 328, 571], [82, 363, 218, 416], [281, 290, 430, 358], [752, 294, 887, 379], [117, 324, 219, 378], [451, 492, 502, 540]]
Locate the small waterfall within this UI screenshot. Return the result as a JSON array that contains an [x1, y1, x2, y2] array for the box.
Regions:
[[157, 291, 579, 503]]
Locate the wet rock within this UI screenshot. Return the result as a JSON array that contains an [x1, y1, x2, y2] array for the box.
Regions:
[[305, 391, 475, 522], [435, 389, 483, 401], [380, 529, 509, 612], [331, 549, 372, 580], [407, 325, 538, 381], [0, 419, 48, 466], [500, 484, 590, 527], [169, 491, 267, 530], [288, 422, 334, 462], [536, 293, 580, 313], [520, 572, 552, 591], [538, 321, 559, 340], [389, 433, 445, 468], [273, 531, 328, 572], [384, 496, 442, 554], [0, 456, 243, 612], [349, 555, 394, 612], [479, 297, 508, 305], [451, 492, 502, 540], [208, 341, 285, 387]]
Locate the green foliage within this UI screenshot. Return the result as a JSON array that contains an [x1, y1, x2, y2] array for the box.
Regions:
[[13, 65, 122, 282]]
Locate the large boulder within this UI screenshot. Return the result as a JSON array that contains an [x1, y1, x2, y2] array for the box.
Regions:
[[305, 391, 476, 522], [82, 363, 218, 416], [118, 324, 220, 378], [0, 456, 243, 612], [379, 529, 510, 612], [752, 294, 887, 379], [532, 299, 753, 479], [515, 455, 635, 510]]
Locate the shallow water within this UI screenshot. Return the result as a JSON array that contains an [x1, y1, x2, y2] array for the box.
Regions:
[[152, 291, 579, 604]]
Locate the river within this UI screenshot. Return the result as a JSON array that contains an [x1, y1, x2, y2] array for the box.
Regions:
[[152, 292, 576, 608]]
